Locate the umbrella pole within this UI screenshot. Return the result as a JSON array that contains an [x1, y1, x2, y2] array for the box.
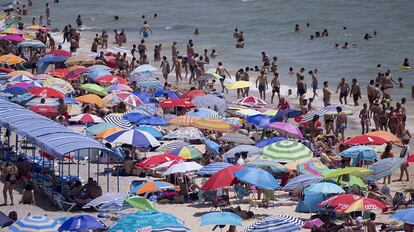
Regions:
[[77, 151, 80, 179], [15, 134, 18, 156], [107, 154, 110, 192], [61, 157, 64, 197], [97, 155, 100, 186], [87, 149, 90, 179], [117, 158, 120, 193]]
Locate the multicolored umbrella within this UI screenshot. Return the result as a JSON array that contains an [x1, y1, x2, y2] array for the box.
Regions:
[[43, 77, 74, 94], [159, 98, 195, 108], [85, 122, 119, 135], [131, 181, 176, 195], [233, 96, 268, 107], [8, 74, 34, 83], [283, 174, 323, 190], [297, 162, 329, 176], [201, 165, 246, 190], [200, 212, 242, 227], [69, 113, 103, 123], [17, 39, 46, 48], [81, 83, 108, 97], [319, 194, 387, 213], [191, 94, 227, 115], [1, 27, 25, 35], [234, 167, 280, 190], [246, 215, 303, 232], [169, 115, 198, 126], [220, 133, 255, 144], [365, 158, 406, 181], [266, 122, 304, 139], [261, 140, 313, 163], [105, 129, 160, 148], [164, 127, 204, 140], [0, 53, 25, 65], [169, 146, 202, 159], [95, 127, 124, 139], [125, 196, 155, 210], [136, 153, 184, 168], [197, 162, 233, 176], [155, 141, 189, 152], [246, 159, 288, 173], [8, 215, 60, 232], [28, 87, 65, 98], [191, 118, 235, 132], [113, 91, 142, 107], [163, 161, 203, 175]]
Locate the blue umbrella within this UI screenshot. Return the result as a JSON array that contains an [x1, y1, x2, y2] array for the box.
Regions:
[[87, 69, 112, 79], [200, 212, 242, 226], [133, 91, 156, 103], [202, 138, 221, 155], [283, 174, 323, 190], [123, 112, 147, 122], [274, 109, 303, 122], [105, 129, 160, 148], [390, 208, 414, 224], [136, 103, 158, 116], [197, 162, 232, 176], [38, 54, 67, 63], [137, 125, 163, 139], [247, 114, 275, 127], [8, 215, 60, 231], [88, 64, 111, 71], [234, 167, 280, 190], [246, 215, 304, 232], [255, 137, 286, 148], [306, 182, 345, 194], [64, 97, 79, 104], [58, 215, 106, 231], [109, 210, 190, 232], [339, 145, 378, 166], [365, 158, 406, 182], [2, 86, 27, 95], [154, 89, 180, 99], [135, 116, 168, 126], [131, 64, 157, 74]]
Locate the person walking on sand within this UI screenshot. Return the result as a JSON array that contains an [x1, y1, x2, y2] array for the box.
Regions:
[[216, 62, 231, 93], [271, 72, 280, 104], [235, 68, 244, 98], [256, 70, 268, 100], [323, 81, 332, 107], [350, 78, 361, 106], [171, 56, 182, 82], [335, 106, 347, 141], [310, 69, 318, 98], [138, 39, 146, 61], [242, 67, 250, 96], [359, 103, 370, 134], [336, 78, 350, 105], [160, 56, 170, 82], [1, 161, 18, 206], [381, 144, 394, 185], [139, 21, 152, 38]]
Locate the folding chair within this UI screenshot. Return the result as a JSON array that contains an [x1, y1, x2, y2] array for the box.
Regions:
[[234, 184, 252, 204], [53, 194, 76, 212]]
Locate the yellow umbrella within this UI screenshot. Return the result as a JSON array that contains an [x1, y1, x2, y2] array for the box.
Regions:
[[191, 118, 235, 132], [75, 94, 105, 107], [284, 161, 301, 171], [0, 53, 25, 65], [262, 109, 278, 116], [26, 25, 49, 31], [169, 115, 198, 127], [96, 127, 123, 139], [66, 54, 95, 66], [8, 70, 34, 77], [226, 81, 253, 90], [43, 77, 74, 94], [67, 65, 87, 71]]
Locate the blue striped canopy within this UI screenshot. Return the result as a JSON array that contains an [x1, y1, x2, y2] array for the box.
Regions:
[[197, 162, 233, 176], [255, 137, 286, 148], [137, 126, 163, 139], [283, 174, 323, 190], [8, 215, 60, 232], [246, 215, 304, 232], [365, 158, 406, 181]]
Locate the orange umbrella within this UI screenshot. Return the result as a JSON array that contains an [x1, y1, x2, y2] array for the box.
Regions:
[[95, 127, 123, 139], [0, 53, 25, 65], [366, 131, 402, 145], [169, 115, 198, 126], [75, 94, 105, 107], [191, 118, 235, 132]]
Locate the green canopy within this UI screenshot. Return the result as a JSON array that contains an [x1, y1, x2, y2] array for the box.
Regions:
[[339, 176, 367, 190], [80, 83, 108, 97], [323, 167, 373, 180], [125, 196, 155, 210]]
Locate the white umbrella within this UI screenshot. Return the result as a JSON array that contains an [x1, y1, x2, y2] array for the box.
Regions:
[[163, 161, 203, 175]]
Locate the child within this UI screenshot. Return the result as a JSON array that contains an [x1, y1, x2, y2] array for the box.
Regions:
[[20, 184, 35, 205], [398, 78, 404, 88]]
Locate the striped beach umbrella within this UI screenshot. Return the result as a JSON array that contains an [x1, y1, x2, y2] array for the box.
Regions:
[[105, 129, 160, 148], [42, 77, 74, 94], [85, 122, 119, 135], [233, 96, 268, 107], [95, 127, 124, 139], [18, 39, 46, 48], [365, 158, 406, 181], [8, 215, 60, 232], [223, 145, 261, 160], [297, 162, 329, 176], [187, 108, 222, 119], [164, 127, 204, 140], [283, 174, 323, 190], [192, 94, 227, 115], [169, 115, 198, 127], [69, 113, 103, 123], [261, 140, 313, 163], [156, 141, 189, 152], [197, 162, 233, 176], [301, 108, 329, 122], [246, 215, 303, 232], [191, 118, 234, 132], [104, 114, 133, 129], [245, 159, 288, 173], [131, 181, 176, 195], [83, 192, 129, 210], [113, 91, 142, 107], [169, 146, 202, 159]]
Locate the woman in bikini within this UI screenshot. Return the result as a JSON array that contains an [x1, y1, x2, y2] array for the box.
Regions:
[[2, 162, 18, 206]]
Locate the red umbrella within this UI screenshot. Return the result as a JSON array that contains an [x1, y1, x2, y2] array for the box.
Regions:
[[29, 105, 59, 117], [64, 68, 89, 80], [47, 49, 72, 57], [181, 90, 206, 100], [95, 75, 127, 85], [136, 153, 184, 168], [158, 99, 195, 108], [343, 135, 388, 146], [48, 69, 69, 78], [319, 194, 388, 213], [104, 52, 117, 57], [201, 165, 246, 190], [106, 59, 116, 68], [28, 87, 65, 98], [0, 67, 13, 73]]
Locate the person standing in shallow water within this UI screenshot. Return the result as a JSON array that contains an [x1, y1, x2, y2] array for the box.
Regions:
[[256, 70, 268, 100], [215, 62, 231, 93], [160, 56, 170, 82], [139, 21, 152, 38]]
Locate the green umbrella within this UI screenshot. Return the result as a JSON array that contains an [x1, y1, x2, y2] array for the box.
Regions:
[[323, 167, 373, 180], [339, 176, 367, 190], [81, 83, 108, 97], [125, 196, 155, 210]]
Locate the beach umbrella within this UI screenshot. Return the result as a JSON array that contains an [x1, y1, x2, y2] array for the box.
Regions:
[[58, 215, 106, 231], [136, 77, 163, 89], [69, 113, 103, 123], [390, 208, 414, 224], [29, 105, 59, 117], [85, 122, 118, 135], [196, 72, 221, 81], [64, 68, 89, 80], [181, 89, 206, 100], [234, 167, 280, 190], [32, 74, 53, 81], [187, 108, 222, 119], [246, 159, 288, 173], [136, 153, 184, 168], [0, 34, 24, 42], [95, 127, 124, 139], [25, 97, 59, 107], [297, 162, 329, 176], [87, 69, 112, 79], [246, 215, 304, 232], [66, 54, 95, 65], [109, 210, 189, 232], [0, 211, 14, 227], [235, 108, 263, 117], [365, 158, 406, 181], [9, 70, 33, 77], [43, 77, 74, 94], [274, 109, 303, 122], [191, 118, 234, 132], [366, 131, 402, 145], [169, 115, 198, 126], [202, 138, 221, 155], [0, 53, 25, 65], [27, 87, 65, 98], [201, 165, 246, 190], [319, 194, 387, 213], [75, 94, 106, 107], [131, 64, 157, 74], [246, 114, 274, 127], [125, 196, 156, 210], [105, 129, 160, 148], [122, 112, 147, 122], [283, 174, 323, 190], [83, 192, 129, 210], [233, 96, 268, 107], [8, 215, 60, 232], [48, 69, 69, 78], [266, 122, 304, 139], [135, 103, 158, 115], [17, 39, 46, 48], [81, 83, 108, 97], [223, 117, 242, 127], [339, 176, 367, 190], [1, 27, 25, 35], [343, 135, 388, 146], [220, 133, 255, 144], [131, 181, 176, 195], [156, 141, 189, 152], [112, 91, 142, 107], [301, 108, 330, 122], [63, 97, 78, 105], [223, 145, 261, 160], [8, 82, 37, 89], [26, 25, 49, 31], [226, 80, 253, 90], [200, 212, 242, 226], [47, 49, 72, 57], [261, 140, 312, 163], [132, 91, 154, 103], [158, 98, 195, 108], [135, 116, 168, 126], [96, 75, 127, 85], [38, 54, 67, 63], [154, 89, 180, 99], [192, 94, 227, 115], [137, 126, 163, 139], [163, 161, 203, 175], [169, 146, 202, 160], [255, 137, 286, 148], [339, 145, 378, 166], [306, 182, 345, 194], [8, 74, 33, 82], [323, 167, 373, 180], [88, 64, 111, 71], [164, 127, 204, 140], [303, 219, 325, 229], [67, 65, 87, 71], [2, 86, 27, 95], [197, 162, 233, 176]]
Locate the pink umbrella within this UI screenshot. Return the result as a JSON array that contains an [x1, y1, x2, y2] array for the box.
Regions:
[[113, 91, 142, 107], [8, 82, 36, 89], [266, 122, 304, 139], [303, 218, 324, 229], [0, 35, 25, 43]]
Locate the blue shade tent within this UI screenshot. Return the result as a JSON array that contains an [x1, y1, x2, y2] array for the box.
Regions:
[[255, 137, 286, 148], [390, 208, 414, 224], [200, 212, 242, 226], [246, 114, 274, 127], [274, 109, 303, 122]]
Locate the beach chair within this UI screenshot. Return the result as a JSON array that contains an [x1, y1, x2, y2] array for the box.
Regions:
[[392, 192, 405, 210], [53, 194, 76, 212], [234, 184, 252, 204], [210, 194, 230, 211]]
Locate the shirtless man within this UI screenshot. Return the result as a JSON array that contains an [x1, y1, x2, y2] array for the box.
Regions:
[[242, 67, 250, 96], [256, 71, 268, 100], [271, 72, 280, 104], [350, 79, 361, 106], [297, 75, 307, 105], [336, 78, 350, 105], [171, 41, 177, 58], [323, 81, 331, 107], [271, 57, 278, 74], [235, 68, 244, 98], [139, 21, 152, 38], [296, 67, 305, 96], [310, 69, 318, 98], [171, 56, 182, 82], [215, 62, 232, 93], [335, 106, 348, 141], [367, 80, 377, 108], [138, 39, 146, 61], [233, 28, 240, 39]]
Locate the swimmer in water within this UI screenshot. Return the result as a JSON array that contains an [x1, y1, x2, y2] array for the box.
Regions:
[[334, 43, 340, 49], [364, 33, 372, 40], [306, 22, 310, 27], [342, 42, 348, 49], [154, 13, 157, 18], [210, 49, 218, 58], [139, 21, 152, 38], [194, 28, 199, 35], [398, 78, 404, 88], [288, 67, 295, 75], [377, 64, 381, 69], [114, 16, 119, 20], [310, 35, 314, 40], [233, 28, 240, 39], [142, 15, 145, 19], [294, 24, 301, 32], [402, 58, 410, 67]]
